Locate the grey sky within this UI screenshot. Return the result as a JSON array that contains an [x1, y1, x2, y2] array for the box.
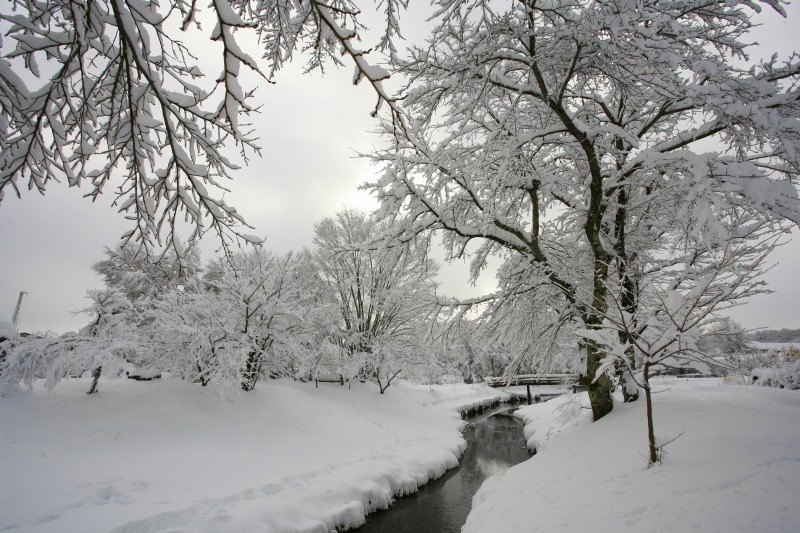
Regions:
[[1, 2, 798, 333]]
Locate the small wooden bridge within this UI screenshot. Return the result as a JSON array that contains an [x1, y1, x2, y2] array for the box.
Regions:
[[485, 374, 582, 404], [484, 374, 579, 387]]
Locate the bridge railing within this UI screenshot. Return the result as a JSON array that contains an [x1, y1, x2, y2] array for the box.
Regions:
[[484, 373, 579, 387]]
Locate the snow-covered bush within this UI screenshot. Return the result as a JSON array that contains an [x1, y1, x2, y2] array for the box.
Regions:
[[0, 288, 146, 394], [749, 346, 800, 389], [751, 360, 800, 390], [0, 332, 134, 394]]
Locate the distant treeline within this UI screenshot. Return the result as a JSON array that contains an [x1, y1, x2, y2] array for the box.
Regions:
[[748, 329, 800, 343]]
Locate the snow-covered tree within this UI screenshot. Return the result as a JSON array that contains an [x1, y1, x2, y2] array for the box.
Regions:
[[90, 242, 202, 372], [149, 248, 332, 392], [437, 256, 584, 384], [313, 209, 439, 392], [0, 289, 140, 394], [699, 318, 750, 357], [368, 0, 800, 419], [1, 242, 199, 393], [0, 0, 405, 258], [94, 242, 203, 301], [581, 212, 781, 463]]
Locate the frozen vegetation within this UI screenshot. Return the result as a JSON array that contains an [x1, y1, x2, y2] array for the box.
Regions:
[[752, 361, 800, 390]]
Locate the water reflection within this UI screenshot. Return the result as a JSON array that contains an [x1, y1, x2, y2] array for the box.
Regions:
[[358, 407, 532, 532]]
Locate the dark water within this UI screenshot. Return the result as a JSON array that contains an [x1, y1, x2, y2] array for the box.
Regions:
[[357, 406, 532, 532]]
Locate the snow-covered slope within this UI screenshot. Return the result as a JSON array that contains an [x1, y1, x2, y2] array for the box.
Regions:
[[0, 377, 506, 532], [464, 377, 800, 532]]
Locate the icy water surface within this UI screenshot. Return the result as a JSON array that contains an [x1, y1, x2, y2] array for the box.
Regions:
[[358, 405, 532, 532]]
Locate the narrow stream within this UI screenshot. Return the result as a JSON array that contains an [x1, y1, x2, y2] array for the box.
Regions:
[[358, 405, 532, 532]]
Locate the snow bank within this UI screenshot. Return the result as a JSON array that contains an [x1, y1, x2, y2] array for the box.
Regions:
[[419, 382, 514, 416], [464, 378, 800, 532], [513, 391, 593, 453], [0, 378, 507, 532]]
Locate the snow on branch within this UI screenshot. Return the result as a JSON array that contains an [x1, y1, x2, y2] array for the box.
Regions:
[[0, 0, 411, 261]]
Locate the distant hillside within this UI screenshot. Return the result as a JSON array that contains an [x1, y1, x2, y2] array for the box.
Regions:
[[748, 328, 800, 343]]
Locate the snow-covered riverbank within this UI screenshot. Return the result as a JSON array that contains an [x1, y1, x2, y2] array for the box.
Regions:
[[0, 377, 508, 532], [5, 376, 796, 532], [464, 377, 800, 532]]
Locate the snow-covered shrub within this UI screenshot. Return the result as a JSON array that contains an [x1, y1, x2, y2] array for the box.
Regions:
[[785, 346, 800, 363], [726, 346, 800, 385], [0, 288, 145, 394], [751, 360, 800, 390], [0, 333, 133, 394]]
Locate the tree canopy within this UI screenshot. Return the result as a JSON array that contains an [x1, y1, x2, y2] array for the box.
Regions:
[[367, 0, 800, 419], [1, 0, 798, 447]]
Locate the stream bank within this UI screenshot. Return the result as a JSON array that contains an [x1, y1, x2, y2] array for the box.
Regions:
[[357, 404, 533, 532]]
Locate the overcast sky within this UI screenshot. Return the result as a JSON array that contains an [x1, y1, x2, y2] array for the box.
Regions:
[[1, 2, 799, 334]]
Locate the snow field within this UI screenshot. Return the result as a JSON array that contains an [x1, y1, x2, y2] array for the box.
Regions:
[[464, 377, 800, 532], [0, 377, 508, 532]]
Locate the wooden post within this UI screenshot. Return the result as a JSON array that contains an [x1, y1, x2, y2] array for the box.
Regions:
[[526, 384, 532, 405]]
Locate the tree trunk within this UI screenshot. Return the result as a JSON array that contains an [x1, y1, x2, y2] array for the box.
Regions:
[[613, 186, 640, 404], [377, 369, 401, 394], [585, 342, 614, 421], [241, 351, 261, 391], [86, 365, 102, 394], [618, 368, 640, 403], [196, 363, 210, 386], [643, 362, 658, 465]]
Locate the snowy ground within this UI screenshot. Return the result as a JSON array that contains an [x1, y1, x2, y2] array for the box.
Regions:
[[0, 377, 508, 532], [464, 377, 800, 533], [4, 376, 797, 532]]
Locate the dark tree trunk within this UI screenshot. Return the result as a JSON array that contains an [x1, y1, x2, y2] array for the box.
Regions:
[[613, 186, 640, 404], [376, 369, 402, 394], [643, 362, 658, 465], [86, 366, 102, 394], [195, 363, 210, 386], [241, 351, 262, 391], [585, 342, 614, 421]]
